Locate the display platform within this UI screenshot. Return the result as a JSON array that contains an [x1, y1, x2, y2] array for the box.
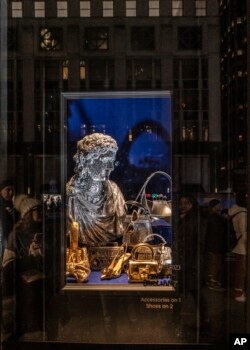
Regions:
[[65, 271, 174, 291]]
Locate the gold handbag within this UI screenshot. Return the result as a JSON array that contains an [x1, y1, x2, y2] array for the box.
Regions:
[[88, 243, 124, 271], [66, 221, 90, 283], [128, 243, 158, 283], [142, 233, 172, 276], [123, 201, 153, 246]]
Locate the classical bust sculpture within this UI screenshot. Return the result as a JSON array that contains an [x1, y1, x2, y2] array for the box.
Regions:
[[66, 133, 126, 246]]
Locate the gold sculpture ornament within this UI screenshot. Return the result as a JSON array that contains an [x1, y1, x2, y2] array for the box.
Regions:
[[66, 220, 91, 283]]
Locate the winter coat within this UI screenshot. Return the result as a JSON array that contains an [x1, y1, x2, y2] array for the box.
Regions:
[[204, 212, 228, 254], [2, 219, 44, 335], [228, 204, 247, 255], [174, 207, 207, 293], [0, 196, 18, 251]]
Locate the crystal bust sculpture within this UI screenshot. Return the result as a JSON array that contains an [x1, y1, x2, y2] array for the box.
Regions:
[[67, 133, 126, 246]]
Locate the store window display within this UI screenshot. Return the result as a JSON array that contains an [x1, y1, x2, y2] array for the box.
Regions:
[[64, 92, 173, 287]]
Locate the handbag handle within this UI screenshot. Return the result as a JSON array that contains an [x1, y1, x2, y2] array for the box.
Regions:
[[125, 200, 151, 218], [142, 233, 167, 245], [135, 171, 172, 214], [131, 243, 154, 261]]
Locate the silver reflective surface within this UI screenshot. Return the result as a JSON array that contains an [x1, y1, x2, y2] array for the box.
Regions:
[[67, 133, 126, 245]]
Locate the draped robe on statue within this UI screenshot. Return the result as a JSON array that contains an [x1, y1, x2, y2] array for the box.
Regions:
[[67, 179, 125, 246]]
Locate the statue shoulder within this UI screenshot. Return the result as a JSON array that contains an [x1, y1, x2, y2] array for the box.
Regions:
[[108, 180, 124, 200], [108, 180, 120, 192], [66, 176, 78, 196]]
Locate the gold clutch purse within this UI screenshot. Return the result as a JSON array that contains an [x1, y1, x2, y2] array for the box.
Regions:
[[88, 243, 124, 270], [128, 243, 158, 283]]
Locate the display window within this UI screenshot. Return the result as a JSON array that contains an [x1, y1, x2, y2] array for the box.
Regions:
[[62, 91, 173, 291]]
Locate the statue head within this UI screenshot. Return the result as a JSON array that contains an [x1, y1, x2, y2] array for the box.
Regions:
[[73, 133, 118, 182]]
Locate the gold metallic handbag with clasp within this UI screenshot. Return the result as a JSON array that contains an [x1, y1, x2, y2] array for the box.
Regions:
[[128, 243, 158, 283]]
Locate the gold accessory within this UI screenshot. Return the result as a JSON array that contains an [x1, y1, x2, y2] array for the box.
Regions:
[[100, 245, 131, 280], [128, 243, 158, 283], [123, 201, 153, 246], [66, 221, 90, 283], [142, 233, 172, 275], [88, 243, 124, 270]]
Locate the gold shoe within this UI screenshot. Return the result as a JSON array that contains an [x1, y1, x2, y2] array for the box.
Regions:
[[100, 258, 118, 280], [101, 252, 131, 280], [112, 253, 131, 278]]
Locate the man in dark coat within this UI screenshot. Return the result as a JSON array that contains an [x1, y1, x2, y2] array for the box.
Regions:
[[204, 199, 228, 291], [173, 194, 209, 340]]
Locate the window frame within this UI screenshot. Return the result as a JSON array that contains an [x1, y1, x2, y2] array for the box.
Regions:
[[57, 1, 68, 18], [195, 0, 206, 17], [11, 1, 23, 18], [149, 0, 160, 17], [34, 1, 45, 18], [126, 0, 136, 17], [80, 1, 91, 17], [84, 27, 109, 51], [172, 0, 183, 17], [103, 0, 114, 17]]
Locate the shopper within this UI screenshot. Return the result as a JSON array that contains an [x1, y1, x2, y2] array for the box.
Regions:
[[0, 179, 18, 254], [173, 194, 208, 338], [204, 199, 227, 291], [2, 195, 44, 338], [228, 192, 247, 302]]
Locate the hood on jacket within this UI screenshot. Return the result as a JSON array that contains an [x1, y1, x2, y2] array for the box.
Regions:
[[228, 204, 246, 217]]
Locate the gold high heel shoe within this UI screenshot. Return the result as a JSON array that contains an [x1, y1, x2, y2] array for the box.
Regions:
[[100, 256, 118, 280], [101, 249, 131, 280]]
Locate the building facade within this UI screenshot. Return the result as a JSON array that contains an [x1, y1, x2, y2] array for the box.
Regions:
[[6, 0, 220, 195], [219, 0, 247, 192]]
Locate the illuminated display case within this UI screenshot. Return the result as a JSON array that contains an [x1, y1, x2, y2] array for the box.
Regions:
[[61, 91, 173, 291]]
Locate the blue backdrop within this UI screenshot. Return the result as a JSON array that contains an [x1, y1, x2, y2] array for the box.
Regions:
[[67, 94, 172, 200]]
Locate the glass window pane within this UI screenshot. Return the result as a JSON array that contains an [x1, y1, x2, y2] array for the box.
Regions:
[[149, 0, 159, 17], [103, 0, 113, 17], [182, 59, 199, 79], [12, 2, 22, 10], [40, 28, 62, 51], [196, 9, 206, 16], [126, 9, 136, 16], [35, 2, 45, 10], [196, 0, 206, 9], [181, 121, 198, 141], [196, 0, 206, 16], [178, 27, 202, 50], [80, 1, 91, 17], [182, 90, 199, 110], [173, 0, 182, 9], [149, 0, 159, 9], [172, 8, 183, 16], [35, 1, 45, 18], [126, 1, 136, 16], [85, 28, 109, 50], [149, 9, 159, 17], [57, 1, 68, 17], [12, 1, 22, 17], [103, 1, 113, 9], [131, 27, 155, 51]]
